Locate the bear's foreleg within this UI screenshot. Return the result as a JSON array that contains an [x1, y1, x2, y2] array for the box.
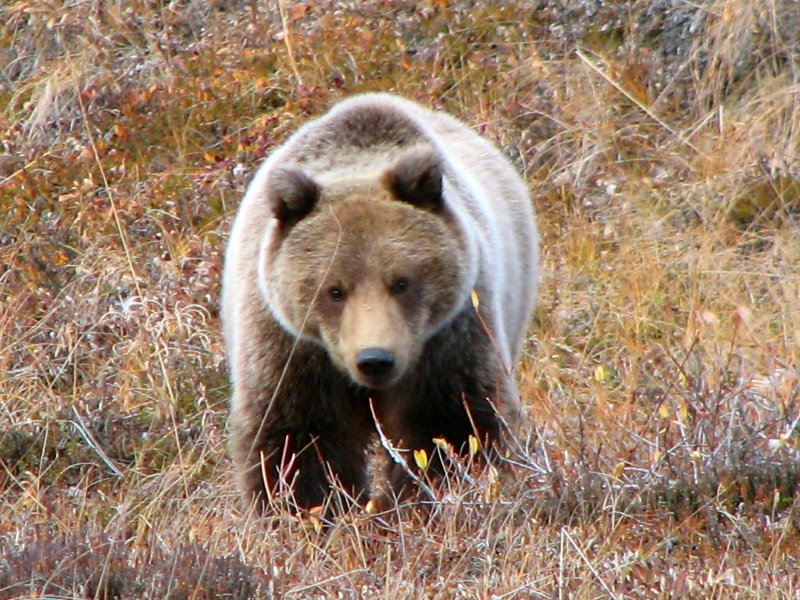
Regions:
[[230, 348, 374, 514], [377, 315, 520, 502]]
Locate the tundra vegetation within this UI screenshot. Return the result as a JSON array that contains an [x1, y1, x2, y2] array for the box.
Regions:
[[1, 1, 798, 598]]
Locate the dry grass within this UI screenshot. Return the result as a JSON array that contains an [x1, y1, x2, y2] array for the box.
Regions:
[[1, 0, 799, 597]]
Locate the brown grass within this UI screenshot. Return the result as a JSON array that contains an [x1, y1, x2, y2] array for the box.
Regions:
[[1, 1, 799, 597]]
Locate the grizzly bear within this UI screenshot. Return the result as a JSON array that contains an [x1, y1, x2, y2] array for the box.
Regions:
[[222, 93, 538, 513]]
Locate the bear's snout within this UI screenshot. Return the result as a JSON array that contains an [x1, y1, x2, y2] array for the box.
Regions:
[[355, 347, 396, 386]]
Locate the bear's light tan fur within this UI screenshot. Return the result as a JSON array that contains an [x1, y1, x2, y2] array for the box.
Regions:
[[222, 93, 538, 512]]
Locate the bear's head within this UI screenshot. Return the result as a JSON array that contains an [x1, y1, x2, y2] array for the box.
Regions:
[[259, 146, 473, 389]]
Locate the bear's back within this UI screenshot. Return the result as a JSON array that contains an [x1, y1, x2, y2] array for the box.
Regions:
[[277, 96, 428, 178]]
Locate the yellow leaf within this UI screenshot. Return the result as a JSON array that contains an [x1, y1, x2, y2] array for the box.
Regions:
[[468, 434, 480, 456], [484, 466, 500, 502], [679, 402, 690, 421], [307, 505, 323, 532], [658, 404, 671, 419], [594, 364, 607, 382], [470, 289, 480, 309], [612, 461, 625, 479], [413, 449, 428, 470], [52, 250, 69, 266], [432, 437, 454, 456]]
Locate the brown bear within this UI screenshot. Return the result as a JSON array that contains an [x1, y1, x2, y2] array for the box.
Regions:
[[222, 93, 538, 513]]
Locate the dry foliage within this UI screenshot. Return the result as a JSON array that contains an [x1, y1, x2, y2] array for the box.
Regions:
[[1, 1, 799, 598]]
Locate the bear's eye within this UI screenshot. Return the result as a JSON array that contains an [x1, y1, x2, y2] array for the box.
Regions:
[[390, 276, 410, 295], [328, 286, 345, 302]]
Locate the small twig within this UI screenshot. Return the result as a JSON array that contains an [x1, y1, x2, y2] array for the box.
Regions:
[[67, 47, 191, 496], [470, 289, 510, 376], [70, 406, 124, 479], [277, 0, 303, 87], [576, 47, 705, 158], [368, 398, 436, 502], [562, 528, 621, 600], [0, 159, 38, 187], [246, 207, 343, 463], [432, 436, 475, 486]]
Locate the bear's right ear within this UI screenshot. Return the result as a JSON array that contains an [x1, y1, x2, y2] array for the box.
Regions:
[[266, 167, 320, 225], [381, 147, 443, 211]]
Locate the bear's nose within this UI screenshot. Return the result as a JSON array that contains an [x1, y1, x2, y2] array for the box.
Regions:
[[356, 347, 395, 383]]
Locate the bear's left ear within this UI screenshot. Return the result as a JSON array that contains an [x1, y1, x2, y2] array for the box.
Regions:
[[267, 167, 320, 226], [381, 147, 443, 211]]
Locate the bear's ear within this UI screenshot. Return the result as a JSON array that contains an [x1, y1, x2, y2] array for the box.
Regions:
[[267, 167, 320, 225], [382, 147, 443, 211]]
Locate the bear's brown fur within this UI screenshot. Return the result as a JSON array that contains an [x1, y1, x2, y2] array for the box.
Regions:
[[222, 94, 538, 512]]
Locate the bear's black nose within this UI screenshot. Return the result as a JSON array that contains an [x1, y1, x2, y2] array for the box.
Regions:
[[356, 348, 395, 383]]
